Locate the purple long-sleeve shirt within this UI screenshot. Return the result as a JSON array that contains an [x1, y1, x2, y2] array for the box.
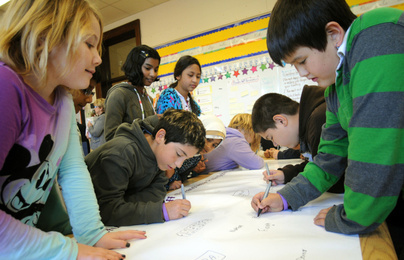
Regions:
[[0, 62, 106, 259], [203, 127, 264, 173]]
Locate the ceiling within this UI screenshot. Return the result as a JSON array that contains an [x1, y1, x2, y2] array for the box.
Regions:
[[0, 0, 170, 27], [92, 0, 170, 26]]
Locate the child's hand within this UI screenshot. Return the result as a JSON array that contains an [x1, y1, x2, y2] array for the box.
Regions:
[[94, 230, 146, 249], [251, 192, 283, 214], [169, 180, 182, 190], [87, 121, 93, 127], [77, 243, 126, 260], [193, 156, 207, 173], [165, 200, 191, 220], [262, 169, 285, 185], [77, 229, 146, 260], [263, 148, 279, 159], [269, 148, 279, 159], [313, 206, 333, 227]]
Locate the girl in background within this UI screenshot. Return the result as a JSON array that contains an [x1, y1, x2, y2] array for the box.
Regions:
[[87, 98, 106, 151], [203, 113, 264, 173], [0, 0, 145, 259], [156, 55, 202, 116], [104, 45, 160, 141]]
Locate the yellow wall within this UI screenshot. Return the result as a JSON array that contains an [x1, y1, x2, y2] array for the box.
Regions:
[[157, 16, 269, 76], [157, 0, 404, 76]]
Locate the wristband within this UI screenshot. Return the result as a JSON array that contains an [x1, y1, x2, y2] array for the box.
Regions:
[[277, 192, 289, 211], [162, 203, 169, 221]]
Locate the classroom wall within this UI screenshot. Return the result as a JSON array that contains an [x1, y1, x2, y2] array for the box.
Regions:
[[104, 0, 277, 48], [103, 0, 306, 126]]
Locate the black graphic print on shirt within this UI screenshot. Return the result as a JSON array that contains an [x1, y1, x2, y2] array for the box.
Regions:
[[0, 134, 54, 226]]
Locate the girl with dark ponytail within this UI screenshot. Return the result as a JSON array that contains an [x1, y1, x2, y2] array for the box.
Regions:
[[156, 55, 202, 116]]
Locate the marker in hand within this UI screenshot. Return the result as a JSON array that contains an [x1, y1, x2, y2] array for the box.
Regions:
[[257, 163, 272, 217], [181, 184, 186, 199]]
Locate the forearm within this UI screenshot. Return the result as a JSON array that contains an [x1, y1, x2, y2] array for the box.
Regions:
[[278, 172, 323, 211], [323, 139, 403, 234], [277, 148, 301, 159], [324, 198, 385, 235], [0, 210, 77, 259], [281, 161, 308, 183], [58, 111, 106, 245]]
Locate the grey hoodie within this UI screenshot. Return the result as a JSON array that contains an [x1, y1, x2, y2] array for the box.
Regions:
[[85, 115, 168, 226], [104, 82, 155, 141]]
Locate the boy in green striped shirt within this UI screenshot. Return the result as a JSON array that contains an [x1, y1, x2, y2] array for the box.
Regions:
[[251, 0, 404, 257]]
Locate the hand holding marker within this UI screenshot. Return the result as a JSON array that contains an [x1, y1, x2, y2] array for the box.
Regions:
[[257, 163, 272, 217]]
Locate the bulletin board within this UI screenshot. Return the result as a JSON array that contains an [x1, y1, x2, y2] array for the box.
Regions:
[[347, 0, 404, 14], [147, 0, 404, 126]]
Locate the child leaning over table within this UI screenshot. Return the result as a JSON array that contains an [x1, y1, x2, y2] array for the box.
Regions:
[[250, 0, 404, 258], [252, 85, 344, 193], [85, 109, 206, 226], [202, 113, 264, 173], [166, 114, 226, 191], [0, 0, 145, 259]]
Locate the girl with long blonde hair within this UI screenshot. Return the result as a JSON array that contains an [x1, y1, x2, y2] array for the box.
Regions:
[[0, 0, 145, 259]]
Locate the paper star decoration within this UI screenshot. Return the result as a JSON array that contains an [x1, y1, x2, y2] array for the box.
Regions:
[[233, 70, 240, 77], [218, 74, 223, 80], [268, 62, 275, 70], [151, 87, 156, 94], [210, 75, 216, 82], [225, 71, 231, 78], [251, 66, 257, 73], [242, 68, 248, 75], [260, 63, 267, 71], [203, 77, 209, 83], [158, 86, 163, 91]]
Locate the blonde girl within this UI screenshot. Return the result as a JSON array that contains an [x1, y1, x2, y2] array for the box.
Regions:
[[0, 0, 145, 259], [228, 113, 262, 152]]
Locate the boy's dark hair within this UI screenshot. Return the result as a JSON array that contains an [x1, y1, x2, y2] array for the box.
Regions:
[[152, 109, 206, 152], [252, 93, 299, 133], [122, 45, 161, 86], [267, 0, 357, 66], [169, 55, 202, 115]]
